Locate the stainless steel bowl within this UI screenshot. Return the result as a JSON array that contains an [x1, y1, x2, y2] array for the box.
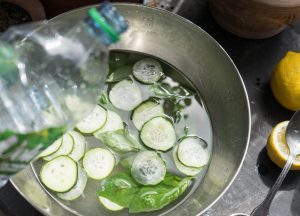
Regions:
[[10, 3, 251, 216]]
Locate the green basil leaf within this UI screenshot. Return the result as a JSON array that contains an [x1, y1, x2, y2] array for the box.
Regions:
[[97, 129, 141, 153], [128, 174, 191, 213], [106, 65, 132, 83], [98, 92, 117, 111], [97, 172, 191, 213], [109, 52, 129, 69], [97, 172, 140, 207], [120, 155, 136, 170]]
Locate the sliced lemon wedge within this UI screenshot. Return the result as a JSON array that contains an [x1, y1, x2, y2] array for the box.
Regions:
[[267, 121, 300, 170]]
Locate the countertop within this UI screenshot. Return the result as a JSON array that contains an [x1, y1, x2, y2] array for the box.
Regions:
[[1, 1, 300, 216]]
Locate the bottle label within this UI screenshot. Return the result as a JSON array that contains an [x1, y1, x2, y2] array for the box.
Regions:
[[0, 127, 65, 175]]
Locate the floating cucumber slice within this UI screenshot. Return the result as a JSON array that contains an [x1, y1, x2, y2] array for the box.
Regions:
[[140, 117, 176, 151], [40, 156, 77, 193], [83, 148, 115, 180], [57, 163, 87, 201], [93, 110, 124, 136], [76, 105, 107, 134], [39, 139, 62, 158], [99, 196, 124, 211], [109, 80, 142, 111], [68, 131, 86, 162], [173, 145, 202, 176], [131, 151, 166, 185], [43, 134, 74, 161], [132, 58, 164, 84], [132, 100, 164, 130], [177, 136, 209, 168]]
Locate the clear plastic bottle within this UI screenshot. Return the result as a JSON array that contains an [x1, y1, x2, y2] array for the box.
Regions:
[[0, 3, 127, 178]]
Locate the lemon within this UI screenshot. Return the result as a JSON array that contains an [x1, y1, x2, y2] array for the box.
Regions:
[[266, 121, 300, 170], [270, 51, 300, 111]]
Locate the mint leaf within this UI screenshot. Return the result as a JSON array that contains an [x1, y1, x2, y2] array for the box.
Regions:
[[150, 83, 195, 123], [98, 92, 110, 106], [150, 83, 195, 100]]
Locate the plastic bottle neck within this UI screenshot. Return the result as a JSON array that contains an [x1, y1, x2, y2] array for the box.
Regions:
[[85, 3, 128, 46]]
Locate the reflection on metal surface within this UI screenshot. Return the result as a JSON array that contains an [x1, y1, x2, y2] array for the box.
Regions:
[[143, 0, 184, 13], [10, 166, 72, 216], [230, 214, 249, 216]]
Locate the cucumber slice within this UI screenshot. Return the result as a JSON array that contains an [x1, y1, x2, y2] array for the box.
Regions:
[[68, 131, 86, 162], [131, 151, 166, 185], [132, 100, 164, 130], [132, 58, 164, 84], [57, 163, 87, 201], [43, 134, 74, 161], [83, 148, 115, 180], [64, 94, 94, 120], [173, 145, 202, 176], [109, 80, 142, 111], [40, 156, 77, 193], [93, 110, 124, 137], [140, 117, 176, 151], [39, 138, 62, 157], [76, 105, 107, 134], [98, 196, 124, 211], [177, 136, 209, 168]]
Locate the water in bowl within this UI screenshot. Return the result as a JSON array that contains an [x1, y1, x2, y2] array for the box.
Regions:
[[31, 50, 213, 216]]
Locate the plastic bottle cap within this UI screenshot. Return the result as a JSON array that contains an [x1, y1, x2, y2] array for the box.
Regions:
[[88, 7, 120, 43]]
